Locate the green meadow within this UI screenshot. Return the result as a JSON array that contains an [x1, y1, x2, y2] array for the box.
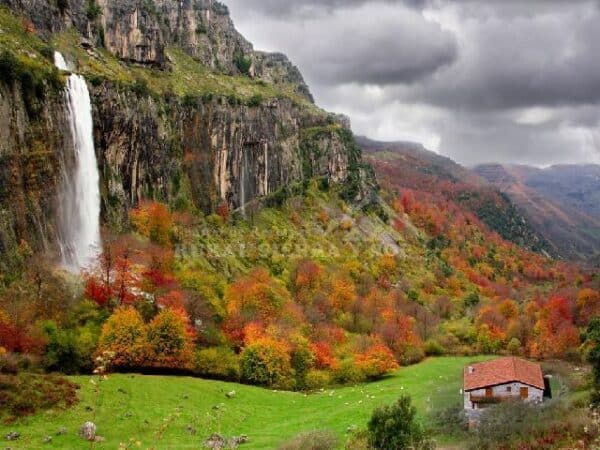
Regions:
[[0, 357, 494, 449]]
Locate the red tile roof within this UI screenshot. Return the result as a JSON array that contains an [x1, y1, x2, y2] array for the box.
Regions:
[[463, 357, 544, 391]]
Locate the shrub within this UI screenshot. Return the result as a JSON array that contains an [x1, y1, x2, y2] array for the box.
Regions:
[[424, 339, 445, 356], [463, 292, 480, 308], [277, 430, 339, 450], [240, 338, 292, 388], [304, 370, 331, 390], [233, 50, 252, 75], [0, 373, 78, 420], [193, 346, 240, 380], [431, 404, 467, 436], [131, 78, 150, 97], [86, 0, 102, 20], [507, 337, 522, 355], [41, 321, 98, 374], [334, 359, 366, 385], [466, 400, 588, 450], [291, 340, 316, 388], [345, 429, 369, 450], [367, 395, 432, 450], [247, 94, 263, 107]]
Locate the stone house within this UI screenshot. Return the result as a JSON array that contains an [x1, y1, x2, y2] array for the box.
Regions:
[[463, 357, 545, 417]]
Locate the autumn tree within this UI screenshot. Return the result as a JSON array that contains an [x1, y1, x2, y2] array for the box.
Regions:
[[240, 337, 292, 388], [96, 307, 149, 368], [356, 341, 399, 378], [130, 201, 174, 246], [577, 288, 600, 325], [147, 308, 195, 369], [224, 267, 291, 336]]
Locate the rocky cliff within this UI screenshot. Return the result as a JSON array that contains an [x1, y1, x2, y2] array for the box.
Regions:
[[0, 1, 366, 276]]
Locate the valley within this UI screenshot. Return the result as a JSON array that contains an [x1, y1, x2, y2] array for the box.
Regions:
[[0, 0, 599, 449]]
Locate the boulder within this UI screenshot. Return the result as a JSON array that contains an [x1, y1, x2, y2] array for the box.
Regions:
[[78, 422, 96, 441]]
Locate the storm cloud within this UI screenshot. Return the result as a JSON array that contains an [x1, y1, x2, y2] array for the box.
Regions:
[[226, 0, 600, 166]]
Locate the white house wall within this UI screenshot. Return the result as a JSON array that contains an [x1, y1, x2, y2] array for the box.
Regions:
[[464, 382, 544, 410]]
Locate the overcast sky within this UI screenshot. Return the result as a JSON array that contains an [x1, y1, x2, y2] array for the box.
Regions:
[[226, 0, 600, 167]]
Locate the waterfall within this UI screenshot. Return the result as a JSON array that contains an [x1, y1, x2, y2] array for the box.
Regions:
[[54, 52, 102, 272]]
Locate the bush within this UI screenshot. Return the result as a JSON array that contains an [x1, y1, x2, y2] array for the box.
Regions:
[[467, 400, 592, 450], [86, 0, 102, 20], [193, 347, 240, 380], [278, 430, 339, 450], [233, 50, 252, 75], [334, 359, 367, 385], [240, 338, 292, 388], [345, 429, 369, 450], [424, 339, 445, 356], [431, 404, 467, 436], [0, 373, 78, 420], [41, 321, 98, 374], [131, 78, 150, 97], [304, 370, 331, 390], [507, 337, 522, 355], [367, 395, 432, 450], [247, 94, 263, 107]]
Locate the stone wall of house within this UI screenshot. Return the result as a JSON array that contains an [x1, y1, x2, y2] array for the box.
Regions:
[[464, 382, 544, 412]]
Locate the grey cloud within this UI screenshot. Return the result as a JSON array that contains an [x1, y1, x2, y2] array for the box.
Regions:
[[407, 2, 600, 111], [225, 0, 600, 166], [227, 0, 426, 17], [228, 2, 458, 86]]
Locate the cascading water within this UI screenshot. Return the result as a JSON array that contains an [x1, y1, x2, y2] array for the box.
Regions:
[[54, 52, 102, 272]]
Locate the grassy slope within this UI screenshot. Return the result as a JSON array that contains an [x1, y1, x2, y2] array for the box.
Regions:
[[0, 357, 492, 449]]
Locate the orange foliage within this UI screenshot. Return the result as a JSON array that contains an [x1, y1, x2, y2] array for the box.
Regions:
[[355, 342, 399, 377], [130, 201, 173, 246]]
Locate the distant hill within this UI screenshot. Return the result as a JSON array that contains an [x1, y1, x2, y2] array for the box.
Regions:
[[357, 137, 554, 256], [474, 163, 600, 261]]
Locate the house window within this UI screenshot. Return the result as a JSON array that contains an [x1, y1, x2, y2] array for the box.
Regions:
[[485, 388, 493, 397], [506, 386, 512, 392]]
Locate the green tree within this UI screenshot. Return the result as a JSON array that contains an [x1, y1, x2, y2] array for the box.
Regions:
[[367, 395, 430, 450], [586, 318, 600, 404]]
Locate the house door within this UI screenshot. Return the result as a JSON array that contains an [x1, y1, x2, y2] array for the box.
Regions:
[[520, 387, 529, 399], [485, 388, 493, 397]]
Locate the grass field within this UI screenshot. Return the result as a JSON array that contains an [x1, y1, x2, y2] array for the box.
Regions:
[[0, 356, 492, 449]]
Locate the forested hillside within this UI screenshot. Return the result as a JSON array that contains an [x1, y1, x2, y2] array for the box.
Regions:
[[0, 0, 598, 426]]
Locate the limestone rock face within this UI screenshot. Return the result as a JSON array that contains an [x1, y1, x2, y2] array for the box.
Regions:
[[0, 81, 73, 273], [99, 0, 166, 66], [90, 85, 352, 226], [253, 52, 314, 103]]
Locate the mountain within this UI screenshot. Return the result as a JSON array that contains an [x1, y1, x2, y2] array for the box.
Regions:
[[0, 0, 367, 276], [357, 137, 553, 256], [475, 163, 600, 261]]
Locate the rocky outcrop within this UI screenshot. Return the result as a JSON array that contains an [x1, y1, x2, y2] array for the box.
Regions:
[[91, 85, 352, 227], [253, 52, 314, 102], [99, 0, 166, 66]]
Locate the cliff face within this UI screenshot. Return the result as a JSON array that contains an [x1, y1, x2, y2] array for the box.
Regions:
[[92, 86, 352, 228], [0, 79, 73, 276], [0, 0, 365, 274]]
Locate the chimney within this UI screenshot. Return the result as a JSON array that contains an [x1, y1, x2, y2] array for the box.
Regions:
[[468, 366, 474, 374]]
